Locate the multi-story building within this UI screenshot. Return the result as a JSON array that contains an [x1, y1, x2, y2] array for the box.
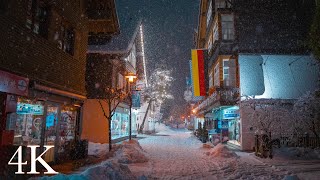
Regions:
[[83, 20, 148, 148], [192, 0, 318, 150], [0, 0, 119, 172]]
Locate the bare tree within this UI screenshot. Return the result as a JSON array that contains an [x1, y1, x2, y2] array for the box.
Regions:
[[97, 87, 127, 151]]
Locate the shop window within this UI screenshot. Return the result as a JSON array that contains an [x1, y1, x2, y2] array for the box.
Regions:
[[221, 14, 234, 40], [58, 107, 77, 153], [26, 0, 49, 37], [6, 99, 45, 146], [111, 112, 129, 139], [54, 19, 75, 55]]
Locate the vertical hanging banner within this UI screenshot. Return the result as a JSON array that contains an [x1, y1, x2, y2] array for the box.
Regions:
[[191, 49, 206, 96]]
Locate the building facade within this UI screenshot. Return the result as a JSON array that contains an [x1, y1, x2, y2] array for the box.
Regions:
[[0, 0, 119, 173], [83, 21, 148, 144], [192, 0, 317, 150]]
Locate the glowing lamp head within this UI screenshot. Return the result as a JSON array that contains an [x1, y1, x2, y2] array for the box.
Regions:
[[192, 109, 196, 114], [125, 73, 137, 83]]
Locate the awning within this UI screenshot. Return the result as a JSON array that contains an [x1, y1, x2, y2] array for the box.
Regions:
[[34, 83, 86, 100]]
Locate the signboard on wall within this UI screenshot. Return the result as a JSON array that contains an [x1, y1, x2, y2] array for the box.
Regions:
[[16, 103, 44, 115], [132, 91, 141, 109], [223, 109, 239, 119], [0, 70, 29, 96]]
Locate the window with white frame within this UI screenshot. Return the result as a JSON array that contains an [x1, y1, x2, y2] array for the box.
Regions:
[[214, 62, 220, 87], [221, 14, 234, 40], [206, 0, 212, 27], [223, 59, 229, 86]]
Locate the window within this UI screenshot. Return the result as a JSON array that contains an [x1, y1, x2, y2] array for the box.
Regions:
[[214, 62, 220, 87], [206, 0, 212, 27], [215, 0, 231, 11], [87, 0, 112, 19], [0, 0, 9, 13], [207, 34, 212, 51], [223, 59, 229, 86], [54, 20, 75, 55], [209, 70, 214, 88], [118, 73, 124, 89], [221, 14, 234, 40], [213, 22, 219, 43], [26, 0, 49, 37]]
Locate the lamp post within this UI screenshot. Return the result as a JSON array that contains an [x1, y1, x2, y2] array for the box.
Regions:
[[125, 73, 137, 140]]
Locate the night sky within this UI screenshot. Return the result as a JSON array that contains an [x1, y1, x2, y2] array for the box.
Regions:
[[116, 0, 199, 117]]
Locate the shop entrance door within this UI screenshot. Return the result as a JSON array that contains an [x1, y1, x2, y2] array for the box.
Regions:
[[43, 104, 60, 163]]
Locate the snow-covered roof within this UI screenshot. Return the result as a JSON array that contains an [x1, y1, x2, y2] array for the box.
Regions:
[[239, 55, 319, 99]]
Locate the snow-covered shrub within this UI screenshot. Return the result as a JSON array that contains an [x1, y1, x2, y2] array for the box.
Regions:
[[241, 99, 293, 139], [210, 144, 238, 158], [115, 139, 148, 164], [293, 90, 320, 140]]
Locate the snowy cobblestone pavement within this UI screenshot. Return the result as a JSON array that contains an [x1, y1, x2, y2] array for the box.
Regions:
[[128, 125, 290, 180]]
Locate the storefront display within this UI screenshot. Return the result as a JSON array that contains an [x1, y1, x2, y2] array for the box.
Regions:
[[5, 97, 80, 162], [6, 100, 45, 146], [111, 111, 129, 139]]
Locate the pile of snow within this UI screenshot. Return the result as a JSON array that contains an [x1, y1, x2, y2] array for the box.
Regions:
[[115, 139, 148, 164], [202, 143, 213, 149], [273, 147, 320, 160], [37, 161, 135, 180], [87, 142, 110, 156], [209, 143, 238, 158]]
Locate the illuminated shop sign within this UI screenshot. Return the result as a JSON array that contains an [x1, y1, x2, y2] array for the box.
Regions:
[[16, 103, 44, 115], [223, 109, 239, 119]]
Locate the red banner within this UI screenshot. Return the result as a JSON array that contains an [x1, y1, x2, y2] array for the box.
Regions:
[[0, 70, 29, 96]]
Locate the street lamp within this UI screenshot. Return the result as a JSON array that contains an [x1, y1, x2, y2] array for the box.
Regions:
[[125, 73, 137, 140]]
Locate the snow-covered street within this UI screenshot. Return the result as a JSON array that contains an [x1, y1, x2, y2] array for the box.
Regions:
[[39, 124, 320, 180], [129, 124, 289, 180]]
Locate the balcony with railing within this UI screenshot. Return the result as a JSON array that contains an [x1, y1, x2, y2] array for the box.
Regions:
[[194, 87, 239, 114], [85, 0, 119, 44]]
